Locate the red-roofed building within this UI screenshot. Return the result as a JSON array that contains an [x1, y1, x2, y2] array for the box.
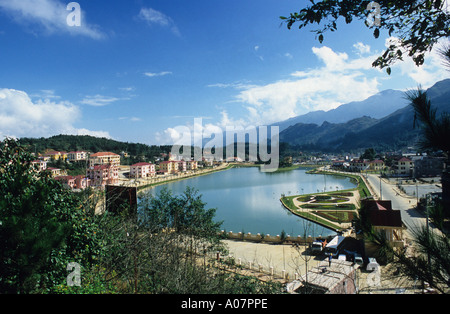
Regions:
[[55, 175, 76, 189], [86, 164, 119, 186], [130, 162, 155, 178], [89, 152, 120, 167], [55, 175, 91, 190], [75, 175, 91, 190], [393, 156, 414, 176], [361, 199, 405, 256]]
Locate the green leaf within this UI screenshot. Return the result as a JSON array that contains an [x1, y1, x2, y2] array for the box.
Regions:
[[374, 28, 380, 38], [386, 67, 391, 75], [318, 34, 324, 43]]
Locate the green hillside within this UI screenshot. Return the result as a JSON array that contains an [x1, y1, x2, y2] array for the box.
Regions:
[[18, 134, 172, 161]]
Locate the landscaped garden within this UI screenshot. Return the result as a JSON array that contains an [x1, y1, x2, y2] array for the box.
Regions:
[[280, 171, 372, 231]]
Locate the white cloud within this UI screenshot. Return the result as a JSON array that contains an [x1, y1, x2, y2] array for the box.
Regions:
[[144, 71, 172, 78], [80, 94, 120, 107], [233, 45, 381, 126], [159, 41, 448, 145], [353, 42, 371, 55], [0, 0, 104, 39], [119, 116, 141, 122], [138, 7, 180, 36], [0, 88, 110, 139], [386, 37, 450, 89]]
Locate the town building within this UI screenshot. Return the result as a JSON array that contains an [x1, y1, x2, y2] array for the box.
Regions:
[[89, 152, 120, 167], [158, 160, 175, 174], [130, 162, 156, 178], [67, 151, 88, 162], [54, 175, 76, 189], [55, 175, 91, 190], [177, 160, 186, 172], [75, 175, 91, 190], [43, 151, 67, 161], [393, 157, 414, 177], [349, 159, 385, 172], [186, 160, 198, 171], [86, 164, 119, 186], [46, 167, 63, 177], [360, 199, 406, 257], [31, 159, 47, 172], [159, 160, 191, 174]]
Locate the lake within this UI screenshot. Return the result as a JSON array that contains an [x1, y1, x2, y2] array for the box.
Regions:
[[141, 166, 357, 237]]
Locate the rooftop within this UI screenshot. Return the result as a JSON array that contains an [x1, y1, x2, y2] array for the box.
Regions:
[[90, 152, 120, 157]]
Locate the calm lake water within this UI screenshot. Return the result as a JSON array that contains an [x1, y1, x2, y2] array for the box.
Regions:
[[141, 166, 357, 237]]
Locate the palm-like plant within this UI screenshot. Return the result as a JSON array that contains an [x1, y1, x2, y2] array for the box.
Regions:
[[406, 43, 450, 219], [406, 87, 450, 156]]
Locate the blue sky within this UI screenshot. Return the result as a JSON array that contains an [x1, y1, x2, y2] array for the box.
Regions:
[[0, 0, 448, 145]]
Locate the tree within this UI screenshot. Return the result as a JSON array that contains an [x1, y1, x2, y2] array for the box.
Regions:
[[281, 0, 450, 74], [0, 138, 102, 293], [96, 187, 281, 294], [360, 148, 377, 161], [406, 85, 450, 218]]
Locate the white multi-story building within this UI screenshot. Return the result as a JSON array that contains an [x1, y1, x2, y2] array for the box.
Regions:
[[130, 162, 156, 178]]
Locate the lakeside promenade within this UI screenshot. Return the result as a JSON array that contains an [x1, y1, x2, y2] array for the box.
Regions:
[[117, 162, 232, 191]]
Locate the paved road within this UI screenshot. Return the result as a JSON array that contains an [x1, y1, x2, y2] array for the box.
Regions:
[[365, 174, 429, 236]]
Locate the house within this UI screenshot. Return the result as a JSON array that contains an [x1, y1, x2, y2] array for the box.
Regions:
[[158, 160, 187, 174], [370, 159, 385, 171], [44, 151, 67, 161], [46, 167, 63, 177], [54, 175, 76, 189], [186, 160, 198, 170], [158, 160, 175, 174], [86, 164, 119, 186], [75, 175, 91, 190], [55, 175, 91, 190], [350, 159, 369, 172], [393, 157, 414, 177], [176, 160, 186, 172], [361, 199, 406, 256], [350, 159, 385, 172], [31, 159, 47, 172], [130, 162, 156, 178], [287, 259, 360, 294], [67, 151, 87, 162], [89, 152, 120, 167]]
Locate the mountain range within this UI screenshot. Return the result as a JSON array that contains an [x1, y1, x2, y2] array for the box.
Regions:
[[277, 78, 450, 152]]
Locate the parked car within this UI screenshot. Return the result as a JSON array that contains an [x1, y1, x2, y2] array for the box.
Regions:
[[310, 239, 327, 255]]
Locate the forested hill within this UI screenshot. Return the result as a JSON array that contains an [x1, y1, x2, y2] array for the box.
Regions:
[[18, 135, 172, 159]]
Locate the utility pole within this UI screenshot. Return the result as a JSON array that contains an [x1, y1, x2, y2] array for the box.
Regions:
[[425, 193, 432, 287], [379, 176, 382, 200]]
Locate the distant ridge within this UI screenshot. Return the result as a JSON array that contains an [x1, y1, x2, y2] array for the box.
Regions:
[[278, 78, 450, 152], [273, 88, 409, 132]]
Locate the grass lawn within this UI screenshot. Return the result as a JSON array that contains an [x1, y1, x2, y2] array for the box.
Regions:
[[279, 168, 372, 231], [314, 211, 355, 223]]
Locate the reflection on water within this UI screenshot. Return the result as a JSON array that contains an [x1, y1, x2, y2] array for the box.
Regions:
[[141, 167, 356, 237]]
